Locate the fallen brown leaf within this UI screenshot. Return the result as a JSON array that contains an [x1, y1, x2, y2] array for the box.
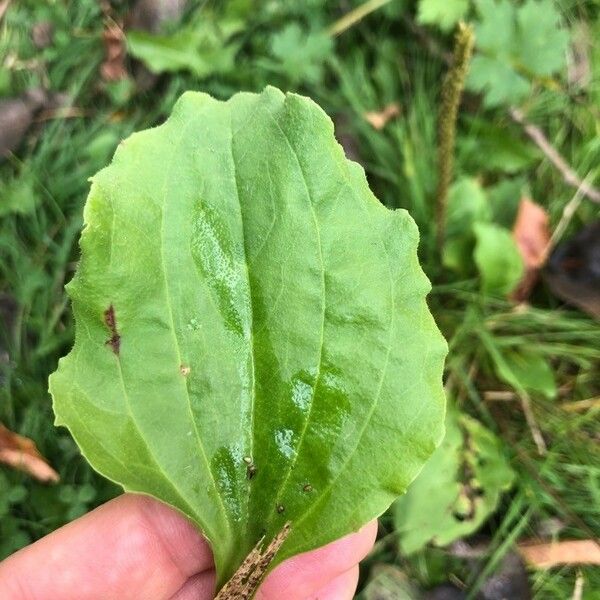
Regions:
[[364, 103, 401, 130], [511, 197, 551, 302], [128, 0, 187, 33], [31, 21, 54, 49], [0, 0, 11, 23], [519, 540, 600, 569], [0, 89, 47, 159], [0, 422, 59, 483], [101, 20, 128, 82]]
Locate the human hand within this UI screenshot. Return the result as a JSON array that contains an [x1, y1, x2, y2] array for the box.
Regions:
[[0, 494, 377, 599]]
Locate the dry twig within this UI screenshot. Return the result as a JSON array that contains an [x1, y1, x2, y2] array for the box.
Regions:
[[518, 392, 547, 456], [510, 108, 600, 205], [328, 0, 392, 37]]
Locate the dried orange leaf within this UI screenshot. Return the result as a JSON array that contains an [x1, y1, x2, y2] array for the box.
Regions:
[[511, 197, 550, 301], [101, 20, 128, 82], [364, 103, 401, 130], [519, 539, 600, 569], [0, 422, 59, 483]]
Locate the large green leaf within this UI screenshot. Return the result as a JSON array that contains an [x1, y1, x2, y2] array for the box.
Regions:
[[49, 87, 446, 588]]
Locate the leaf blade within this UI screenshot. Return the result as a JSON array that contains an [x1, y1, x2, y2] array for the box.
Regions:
[[49, 87, 447, 585]]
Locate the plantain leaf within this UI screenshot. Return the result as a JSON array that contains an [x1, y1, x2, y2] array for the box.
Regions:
[[49, 87, 446, 588]]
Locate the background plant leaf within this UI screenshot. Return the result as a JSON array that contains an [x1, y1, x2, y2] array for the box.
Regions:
[[394, 406, 514, 555], [269, 23, 332, 85], [49, 87, 447, 587], [481, 333, 557, 399], [467, 0, 570, 107], [474, 222, 524, 295], [443, 177, 490, 275], [417, 0, 470, 32], [127, 17, 242, 78]]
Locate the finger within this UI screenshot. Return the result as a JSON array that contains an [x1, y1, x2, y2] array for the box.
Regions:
[[0, 494, 213, 600], [309, 565, 359, 600], [256, 520, 377, 600], [168, 571, 216, 600]]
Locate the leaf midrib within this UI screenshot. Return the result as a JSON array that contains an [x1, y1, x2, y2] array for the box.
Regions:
[[258, 104, 327, 535], [228, 105, 258, 546]]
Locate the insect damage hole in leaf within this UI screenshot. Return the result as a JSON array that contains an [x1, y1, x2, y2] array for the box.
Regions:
[[49, 86, 447, 593]]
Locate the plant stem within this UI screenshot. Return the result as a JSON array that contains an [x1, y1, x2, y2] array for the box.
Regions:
[[215, 523, 291, 600], [435, 22, 474, 250]]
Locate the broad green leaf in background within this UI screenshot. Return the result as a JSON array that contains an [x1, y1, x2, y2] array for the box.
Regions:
[[515, 0, 570, 77], [468, 54, 531, 108], [49, 87, 447, 589], [458, 117, 539, 175], [0, 173, 38, 217], [473, 222, 524, 295], [502, 351, 557, 399], [480, 333, 557, 399], [417, 0, 470, 32], [487, 177, 526, 227], [127, 18, 242, 78], [473, 0, 515, 55], [446, 178, 490, 237], [394, 406, 514, 554], [443, 178, 490, 274], [269, 23, 333, 85], [467, 0, 570, 107]]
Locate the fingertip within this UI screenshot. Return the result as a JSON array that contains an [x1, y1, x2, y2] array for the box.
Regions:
[[134, 494, 214, 577], [168, 570, 216, 600], [0, 494, 213, 600], [257, 520, 377, 599], [310, 565, 359, 600]]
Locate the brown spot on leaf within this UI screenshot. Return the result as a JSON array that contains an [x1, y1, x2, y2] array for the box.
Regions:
[[180, 365, 191, 376], [276, 504, 285, 514], [303, 483, 313, 493], [104, 304, 121, 354]]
